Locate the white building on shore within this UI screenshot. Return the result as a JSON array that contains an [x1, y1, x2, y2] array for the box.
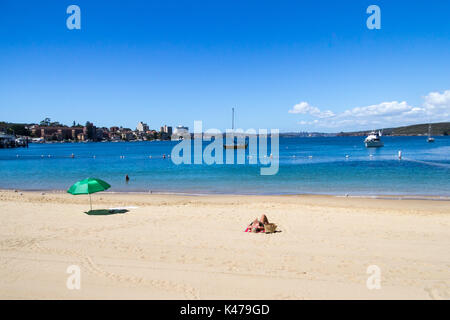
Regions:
[[172, 125, 189, 140], [136, 121, 149, 133]]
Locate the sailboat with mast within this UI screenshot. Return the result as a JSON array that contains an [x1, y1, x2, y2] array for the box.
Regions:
[[427, 124, 435, 143], [224, 107, 248, 149]]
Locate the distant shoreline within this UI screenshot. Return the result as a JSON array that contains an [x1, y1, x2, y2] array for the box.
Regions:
[[2, 121, 449, 140], [2, 188, 449, 201], [1, 134, 448, 147]]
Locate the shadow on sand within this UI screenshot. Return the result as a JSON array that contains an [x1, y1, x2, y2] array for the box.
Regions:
[[85, 209, 129, 216], [265, 230, 282, 234]]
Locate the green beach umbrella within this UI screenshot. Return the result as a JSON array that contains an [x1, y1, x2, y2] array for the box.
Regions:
[[67, 178, 111, 211]]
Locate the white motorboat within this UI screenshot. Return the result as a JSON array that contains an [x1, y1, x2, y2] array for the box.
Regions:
[[364, 131, 384, 148]]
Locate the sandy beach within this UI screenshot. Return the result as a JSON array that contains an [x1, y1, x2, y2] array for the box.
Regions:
[[0, 190, 449, 300]]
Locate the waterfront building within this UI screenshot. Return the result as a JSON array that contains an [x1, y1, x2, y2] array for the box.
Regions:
[[31, 126, 83, 141], [0, 133, 16, 148], [174, 125, 189, 135], [172, 125, 189, 140], [137, 122, 149, 133], [83, 122, 96, 141], [77, 133, 87, 141], [160, 125, 173, 136]]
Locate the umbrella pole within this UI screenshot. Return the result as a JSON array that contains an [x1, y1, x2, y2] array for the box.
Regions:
[[89, 193, 92, 211]]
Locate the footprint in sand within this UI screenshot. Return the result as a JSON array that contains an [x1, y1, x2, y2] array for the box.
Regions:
[[425, 282, 450, 300]]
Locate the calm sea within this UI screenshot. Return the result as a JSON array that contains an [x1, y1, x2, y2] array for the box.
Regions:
[[0, 136, 449, 196]]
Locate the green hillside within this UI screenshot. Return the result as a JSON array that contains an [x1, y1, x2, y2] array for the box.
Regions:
[[338, 122, 450, 136], [389, 122, 450, 135]]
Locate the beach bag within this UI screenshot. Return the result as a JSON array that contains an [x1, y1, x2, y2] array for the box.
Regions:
[[264, 223, 277, 233]]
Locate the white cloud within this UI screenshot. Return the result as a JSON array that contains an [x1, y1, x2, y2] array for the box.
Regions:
[[341, 101, 412, 118], [290, 90, 450, 130], [288, 102, 335, 118], [423, 90, 450, 113]]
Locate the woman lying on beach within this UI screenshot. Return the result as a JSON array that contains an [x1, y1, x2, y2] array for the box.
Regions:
[[245, 214, 269, 233]]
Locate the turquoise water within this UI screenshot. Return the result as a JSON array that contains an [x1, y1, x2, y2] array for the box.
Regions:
[[0, 136, 449, 196]]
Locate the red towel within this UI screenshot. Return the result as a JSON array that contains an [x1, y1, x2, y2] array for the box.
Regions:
[[244, 227, 265, 233]]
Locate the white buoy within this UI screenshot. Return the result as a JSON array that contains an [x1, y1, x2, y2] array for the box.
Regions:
[[345, 155, 349, 158]]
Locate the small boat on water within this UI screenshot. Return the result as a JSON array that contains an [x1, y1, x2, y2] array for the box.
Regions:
[[224, 107, 248, 149], [225, 142, 248, 149], [427, 124, 435, 143], [364, 130, 384, 148]]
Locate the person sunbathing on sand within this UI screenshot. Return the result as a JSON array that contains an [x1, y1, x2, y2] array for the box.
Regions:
[[246, 214, 269, 233]]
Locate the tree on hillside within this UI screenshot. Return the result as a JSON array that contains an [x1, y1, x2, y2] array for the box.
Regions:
[[9, 124, 30, 136], [40, 118, 51, 126]]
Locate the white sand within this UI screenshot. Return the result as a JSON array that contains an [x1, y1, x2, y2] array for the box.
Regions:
[[0, 190, 449, 299]]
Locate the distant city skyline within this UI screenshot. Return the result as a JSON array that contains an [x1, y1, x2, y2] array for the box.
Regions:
[[1, 1, 449, 132]]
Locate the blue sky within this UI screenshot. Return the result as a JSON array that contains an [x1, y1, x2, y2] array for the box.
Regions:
[[1, 0, 449, 132]]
